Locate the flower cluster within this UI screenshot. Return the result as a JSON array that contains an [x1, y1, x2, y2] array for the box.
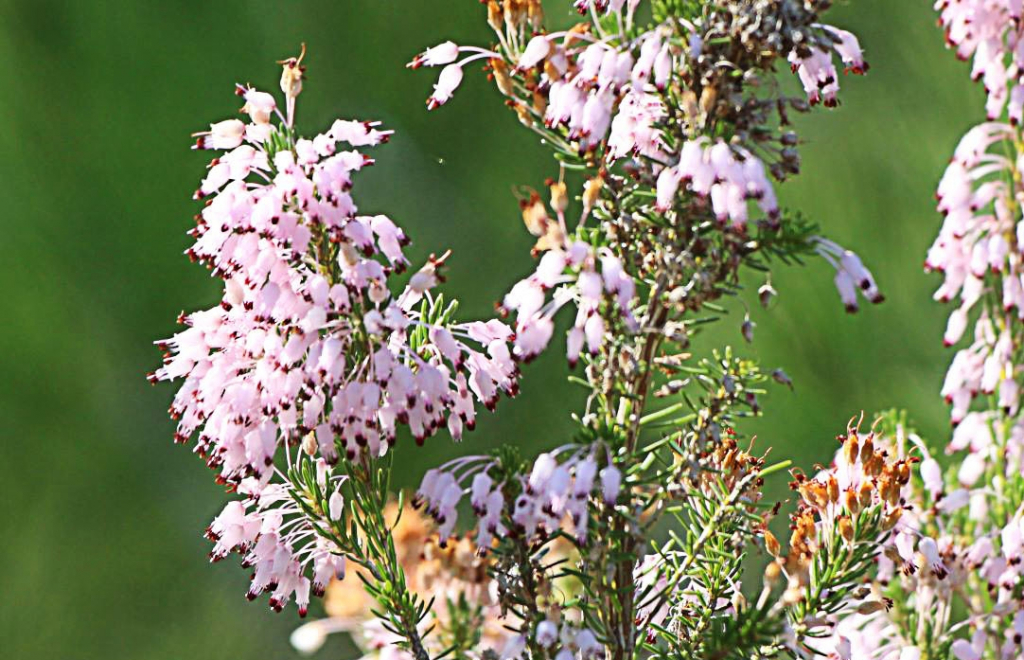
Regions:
[[653, 139, 779, 227], [805, 414, 1024, 659], [776, 420, 912, 657], [411, 0, 881, 316], [936, 0, 1024, 120], [789, 24, 868, 108], [415, 449, 622, 548], [208, 456, 346, 615], [500, 239, 636, 363], [153, 64, 521, 616], [928, 121, 1024, 422], [502, 620, 602, 660], [415, 3, 865, 127], [689, 432, 766, 506], [403, 3, 888, 658]]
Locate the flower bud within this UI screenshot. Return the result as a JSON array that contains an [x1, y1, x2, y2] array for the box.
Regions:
[[526, 0, 543, 31], [758, 280, 777, 308], [518, 35, 551, 71], [897, 461, 911, 485], [532, 89, 547, 116], [880, 475, 901, 506], [514, 102, 534, 128], [329, 491, 345, 521], [302, 432, 318, 457], [827, 475, 840, 504], [536, 620, 558, 648], [290, 621, 329, 655], [741, 314, 755, 343], [771, 369, 793, 389], [864, 452, 882, 477], [486, 1, 502, 33], [521, 193, 549, 237]]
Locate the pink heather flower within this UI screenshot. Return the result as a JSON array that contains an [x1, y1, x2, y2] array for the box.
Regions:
[[650, 139, 779, 226], [193, 118, 246, 150], [408, 41, 460, 69], [428, 64, 464, 110], [574, 629, 601, 658], [789, 48, 840, 107], [417, 450, 618, 547], [653, 43, 672, 90], [823, 9, 1024, 655], [787, 24, 867, 108], [500, 242, 636, 363], [599, 464, 621, 504], [656, 166, 681, 212], [412, 42, 504, 111], [535, 620, 558, 648], [239, 85, 277, 125], [631, 35, 661, 84], [500, 634, 527, 660], [607, 89, 667, 161], [820, 24, 869, 74], [951, 631, 987, 660], [921, 457, 944, 494], [517, 35, 553, 71], [813, 238, 884, 312]]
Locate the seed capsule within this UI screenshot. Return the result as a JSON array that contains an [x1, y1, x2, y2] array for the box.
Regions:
[[843, 434, 860, 465], [881, 507, 903, 531], [844, 488, 861, 515], [858, 481, 874, 509], [859, 435, 874, 463], [827, 475, 840, 504], [838, 515, 855, 544]]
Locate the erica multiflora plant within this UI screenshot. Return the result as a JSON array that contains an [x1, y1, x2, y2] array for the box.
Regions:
[[780, 2, 1024, 658], [150, 2, 922, 660], [151, 48, 521, 658], [405, 1, 885, 657]]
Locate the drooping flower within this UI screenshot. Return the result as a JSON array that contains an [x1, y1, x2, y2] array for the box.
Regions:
[[499, 241, 636, 363], [415, 448, 620, 548]]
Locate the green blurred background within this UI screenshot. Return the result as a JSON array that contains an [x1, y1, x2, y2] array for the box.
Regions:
[[0, 1, 978, 658]]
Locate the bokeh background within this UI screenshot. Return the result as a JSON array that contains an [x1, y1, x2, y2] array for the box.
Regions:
[[0, 1, 978, 658]]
